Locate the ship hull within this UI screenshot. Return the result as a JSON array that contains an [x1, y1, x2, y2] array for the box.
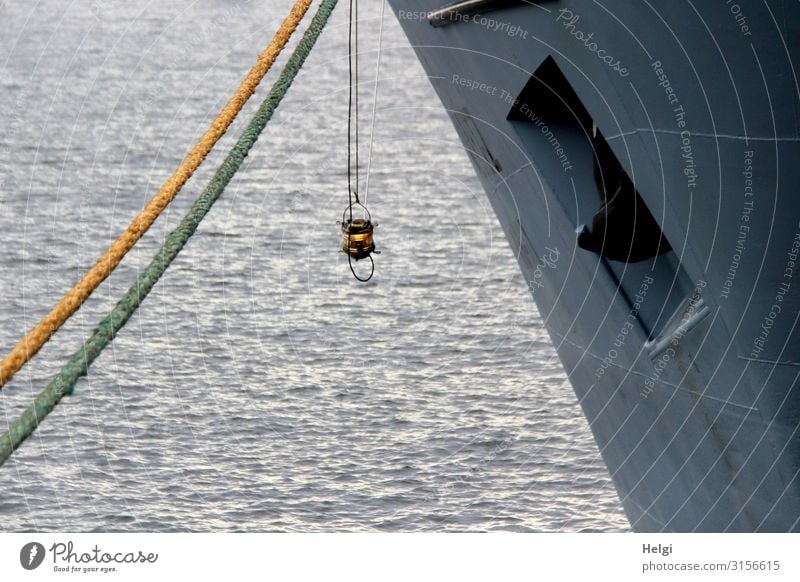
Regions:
[[389, 0, 800, 531]]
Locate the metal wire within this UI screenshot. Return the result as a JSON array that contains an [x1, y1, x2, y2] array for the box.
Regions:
[[363, 0, 386, 207]]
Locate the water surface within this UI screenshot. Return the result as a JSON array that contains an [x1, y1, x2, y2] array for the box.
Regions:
[[0, 0, 628, 532]]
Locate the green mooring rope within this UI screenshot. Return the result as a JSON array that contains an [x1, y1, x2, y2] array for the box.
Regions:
[[0, 0, 338, 466]]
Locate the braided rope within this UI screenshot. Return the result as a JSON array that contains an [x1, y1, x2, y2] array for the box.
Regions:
[[0, 0, 314, 390], [0, 0, 339, 465]]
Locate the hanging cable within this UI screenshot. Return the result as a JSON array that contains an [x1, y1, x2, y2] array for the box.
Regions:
[[363, 0, 386, 207], [341, 0, 376, 282], [354, 0, 360, 196], [346, 0, 360, 221], [347, 0, 354, 216]]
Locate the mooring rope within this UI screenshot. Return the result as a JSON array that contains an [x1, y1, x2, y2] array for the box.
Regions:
[[0, 0, 315, 391], [0, 0, 338, 466]]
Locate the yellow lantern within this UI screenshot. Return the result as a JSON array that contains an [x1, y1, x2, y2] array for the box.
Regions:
[[341, 201, 378, 281], [341, 203, 377, 261]]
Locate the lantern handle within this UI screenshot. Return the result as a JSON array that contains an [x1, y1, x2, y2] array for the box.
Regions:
[[343, 196, 371, 224]]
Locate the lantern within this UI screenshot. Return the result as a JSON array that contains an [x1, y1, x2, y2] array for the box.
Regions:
[[341, 203, 377, 261]]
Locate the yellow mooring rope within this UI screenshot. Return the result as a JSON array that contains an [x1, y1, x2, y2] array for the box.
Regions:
[[0, 0, 314, 390], [0, 0, 339, 465]]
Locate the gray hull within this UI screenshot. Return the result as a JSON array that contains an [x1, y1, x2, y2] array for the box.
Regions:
[[389, 0, 800, 531]]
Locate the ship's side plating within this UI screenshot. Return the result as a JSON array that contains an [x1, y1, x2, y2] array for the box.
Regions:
[[388, 0, 800, 531]]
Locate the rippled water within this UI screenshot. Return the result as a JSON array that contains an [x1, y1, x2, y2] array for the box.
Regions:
[[0, 0, 628, 532]]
